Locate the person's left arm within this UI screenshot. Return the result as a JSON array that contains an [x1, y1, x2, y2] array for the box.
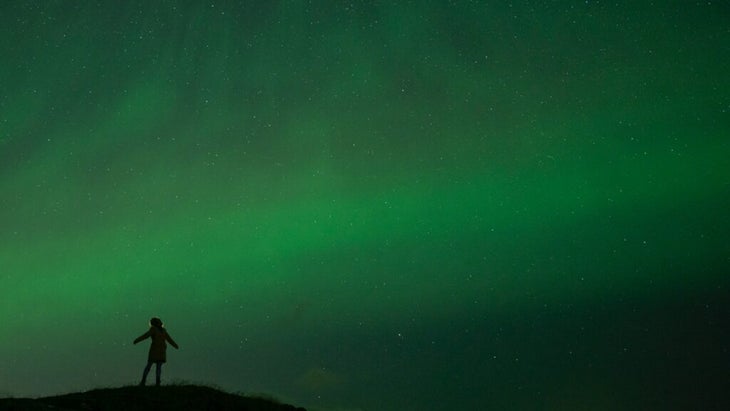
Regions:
[[133, 330, 151, 344]]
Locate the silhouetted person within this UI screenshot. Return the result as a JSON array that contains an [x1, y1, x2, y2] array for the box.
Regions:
[[133, 317, 179, 386]]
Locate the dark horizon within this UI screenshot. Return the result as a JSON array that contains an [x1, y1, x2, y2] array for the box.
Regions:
[[1, 384, 307, 411], [1, 2, 728, 410]]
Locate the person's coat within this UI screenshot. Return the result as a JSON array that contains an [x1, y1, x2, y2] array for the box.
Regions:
[[134, 326, 179, 363]]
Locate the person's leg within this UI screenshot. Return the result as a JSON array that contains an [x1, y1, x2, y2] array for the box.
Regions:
[[155, 362, 162, 386], [140, 362, 152, 386]]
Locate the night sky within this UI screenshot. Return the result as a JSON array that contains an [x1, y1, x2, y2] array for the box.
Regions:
[[1, 1, 729, 410]]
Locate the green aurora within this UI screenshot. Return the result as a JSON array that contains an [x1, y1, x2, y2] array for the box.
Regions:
[[1, 2, 729, 410]]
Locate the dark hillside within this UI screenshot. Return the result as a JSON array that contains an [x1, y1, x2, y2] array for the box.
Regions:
[[0, 385, 306, 411]]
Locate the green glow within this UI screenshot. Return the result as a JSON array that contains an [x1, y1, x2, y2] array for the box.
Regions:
[[1, 2, 728, 410]]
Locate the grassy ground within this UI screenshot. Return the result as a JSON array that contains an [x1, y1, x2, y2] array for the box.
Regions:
[[0, 384, 307, 411]]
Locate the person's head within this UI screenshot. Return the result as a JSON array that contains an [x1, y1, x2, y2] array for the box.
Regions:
[[150, 317, 163, 329]]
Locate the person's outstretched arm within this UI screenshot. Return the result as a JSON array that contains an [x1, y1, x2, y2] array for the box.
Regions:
[[165, 332, 179, 349], [133, 330, 151, 344]]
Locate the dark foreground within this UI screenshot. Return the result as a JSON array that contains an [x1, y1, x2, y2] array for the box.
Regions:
[[0, 384, 307, 411]]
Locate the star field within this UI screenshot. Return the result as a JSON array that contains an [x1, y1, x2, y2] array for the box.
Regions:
[[1, 2, 729, 410]]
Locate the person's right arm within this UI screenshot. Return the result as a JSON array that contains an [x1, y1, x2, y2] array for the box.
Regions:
[[165, 332, 179, 349]]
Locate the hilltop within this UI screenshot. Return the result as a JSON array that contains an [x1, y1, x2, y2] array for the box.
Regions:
[[0, 384, 307, 411]]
